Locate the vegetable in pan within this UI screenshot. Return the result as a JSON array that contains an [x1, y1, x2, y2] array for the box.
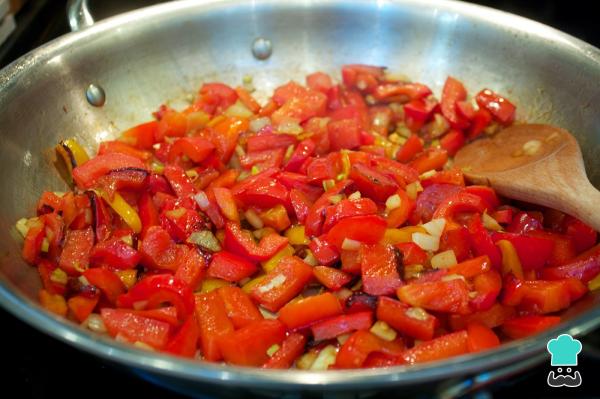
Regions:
[[16, 65, 600, 369]]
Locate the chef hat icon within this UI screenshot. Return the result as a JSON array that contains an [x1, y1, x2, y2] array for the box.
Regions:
[[547, 334, 582, 366]]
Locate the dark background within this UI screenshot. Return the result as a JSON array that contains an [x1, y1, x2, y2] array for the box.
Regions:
[[1, 1, 599, 398]]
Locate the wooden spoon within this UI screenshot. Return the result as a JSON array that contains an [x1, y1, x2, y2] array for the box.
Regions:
[[454, 124, 600, 231]]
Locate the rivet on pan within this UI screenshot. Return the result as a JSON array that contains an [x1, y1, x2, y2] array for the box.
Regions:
[[86, 84, 106, 107], [251, 37, 272, 60]]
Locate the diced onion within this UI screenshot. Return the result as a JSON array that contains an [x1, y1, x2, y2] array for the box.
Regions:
[[193, 191, 210, 210], [348, 191, 362, 200], [303, 250, 319, 266], [522, 139, 542, 156], [187, 230, 222, 252], [342, 238, 361, 251], [134, 341, 155, 351], [41, 238, 49, 253], [296, 351, 318, 370], [257, 274, 287, 294], [244, 209, 264, 229], [322, 179, 336, 191], [405, 181, 423, 201], [482, 212, 503, 231], [259, 306, 279, 320], [419, 170, 437, 180], [267, 344, 280, 357], [277, 121, 303, 135], [412, 232, 440, 252], [84, 313, 107, 333], [310, 345, 338, 371], [329, 194, 343, 205], [15, 218, 30, 238], [441, 274, 466, 282], [430, 249, 458, 269], [50, 268, 68, 285], [385, 194, 402, 211], [422, 218, 446, 237], [403, 264, 424, 280], [587, 273, 600, 291], [406, 307, 429, 321], [250, 117, 271, 133], [337, 333, 352, 345], [370, 321, 397, 342], [224, 100, 254, 118]]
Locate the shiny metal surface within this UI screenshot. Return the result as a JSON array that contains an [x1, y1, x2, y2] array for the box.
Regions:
[[1, 0, 600, 394]]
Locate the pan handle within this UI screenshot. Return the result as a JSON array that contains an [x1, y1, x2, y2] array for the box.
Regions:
[[66, 0, 94, 32]]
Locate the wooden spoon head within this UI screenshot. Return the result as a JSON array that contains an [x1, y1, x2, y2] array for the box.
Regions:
[[454, 124, 582, 181]]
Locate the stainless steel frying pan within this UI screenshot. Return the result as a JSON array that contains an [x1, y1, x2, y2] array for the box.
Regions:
[[2, 0, 600, 397]]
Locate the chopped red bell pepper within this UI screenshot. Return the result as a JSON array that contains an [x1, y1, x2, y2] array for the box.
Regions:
[[217, 286, 262, 329], [414, 183, 463, 223], [83, 268, 125, 304], [67, 294, 99, 322], [98, 141, 152, 162], [335, 330, 404, 369], [377, 296, 437, 340], [501, 315, 561, 339], [466, 322, 500, 353], [211, 187, 239, 222], [193, 82, 238, 115], [313, 266, 353, 291], [401, 330, 468, 364], [246, 133, 297, 153], [541, 243, 600, 283], [223, 221, 289, 261], [449, 303, 515, 331], [306, 71, 333, 94], [432, 191, 486, 220], [562, 216, 597, 253], [22, 219, 45, 264], [349, 163, 398, 202], [168, 136, 215, 163], [322, 198, 378, 233], [164, 164, 196, 198], [386, 189, 415, 228], [439, 227, 472, 262], [394, 242, 428, 266], [468, 214, 502, 269], [475, 89, 516, 124], [409, 148, 448, 174], [397, 278, 471, 315], [121, 120, 159, 150], [138, 191, 159, 238], [527, 230, 576, 266], [467, 108, 492, 139], [506, 211, 543, 234], [464, 185, 500, 211], [139, 226, 180, 271], [262, 332, 307, 369], [340, 249, 362, 275], [117, 274, 195, 321], [218, 320, 287, 366], [309, 236, 340, 265], [360, 244, 403, 296], [72, 153, 147, 189], [310, 311, 373, 341], [341, 64, 384, 90], [234, 176, 291, 211], [304, 180, 352, 237], [440, 77, 468, 129], [59, 227, 95, 275], [207, 251, 258, 283], [251, 256, 313, 312], [326, 215, 387, 250], [403, 98, 438, 122], [285, 139, 316, 172], [278, 292, 343, 330], [194, 291, 234, 361], [448, 255, 491, 278], [328, 118, 362, 150], [492, 232, 554, 270], [440, 129, 466, 157], [396, 134, 423, 163], [469, 270, 502, 311], [174, 246, 206, 290], [90, 237, 140, 270], [165, 314, 200, 358], [101, 308, 171, 349], [421, 168, 465, 188], [372, 82, 431, 102]]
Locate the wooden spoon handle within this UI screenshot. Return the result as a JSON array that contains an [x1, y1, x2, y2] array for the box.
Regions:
[[561, 180, 600, 232]]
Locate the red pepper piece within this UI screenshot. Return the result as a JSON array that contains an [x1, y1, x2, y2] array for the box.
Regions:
[[467, 108, 492, 139], [101, 308, 171, 349], [290, 188, 312, 224], [310, 311, 373, 341], [328, 118, 362, 150], [396, 134, 423, 163], [138, 192, 159, 238], [223, 221, 289, 262], [466, 322, 500, 353], [313, 266, 353, 291], [439, 227, 472, 262], [168, 136, 215, 163], [86, 191, 112, 242], [72, 153, 147, 189], [306, 71, 333, 94], [279, 292, 343, 330], [262, 332, 307, 369], [309, 236, 340, 265], [165, 314, 200, 358], [449, 303, 515, 331], [59, 227, 95, 275], [562, 215, 597, 253], [90, 237, 141, 270], [409, 148, 448, 174], [195, 291, 234, 361], [469, 270, 502, 311], [304, 180, 352, 237], [475, 89, 516, 124], [335, 330, 404, 369], [501, 315, 560, 339], [285, 139, 316, 172], [377, 297, 437, 340], [541, 243, 600, 283], [349, 163, 398, 202], [217, 286, 263, 329], [340, 249, 362, 275], [440, 129, 466, 157], [440, 77, 469, 129], [401, 330, 468, 364], [218, 320, 287, 367], [502, 274, 586, 313], [372, 82, 431, 102], [174, 246, 206, 290], [251, 256, 313, 312], [397, 278, 471, 315], [468, 214, 502, 269], [98, 141, 152, 162], [527, 230, 576, 266], [360, 243, 403, 296], [464, 185, 500, 211], [491, 232, 554, 270], [67, 295, 99, 322], [37, 260, 66, 295], [414, 183, 464, 223], [121, 120, 159, 150], [506, 211, 543, 234], [193, 83, 238, 115], [394, 242, 428, 266], [421, 168, 465, 188], [22, 219, 45, 264], [341, 64, 384, 91], [117, 274, 195, 321], [322, 198, 378, 233], [164, 164, 196, 198], [246, 133, 297, 153], [134, 306, 180, 327], [404, 98, 439, 122], [448, 255, 491, 278], [234, 176, 290, 210], [326, 215, 387, 250], [212, 187, 239, 222], [306, 153, 342, 183], [432, 191, 486, 220], [207, 251, 258, 283], [139, 226, 180, 271], [386, 189, 415, 228]]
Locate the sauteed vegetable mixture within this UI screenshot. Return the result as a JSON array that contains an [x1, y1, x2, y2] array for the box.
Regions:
[[17, 65, 600, 369]]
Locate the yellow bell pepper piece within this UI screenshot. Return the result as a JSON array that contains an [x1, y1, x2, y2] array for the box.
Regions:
[[261, 245, 295, 273], [200, 278, 231, 293], [497, 239, 524, 279], [588, 273, 600, 291], [382, 226, 426, 245], [97, 190, 142, 234], [241, 275, 267, 294], [116, 269, 138, 290], [285, 225, 310, 246]]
